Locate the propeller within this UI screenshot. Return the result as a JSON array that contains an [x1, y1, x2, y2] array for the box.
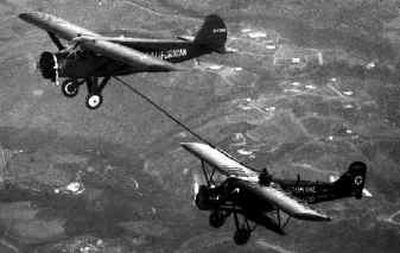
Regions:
[[37, 32, 68, 86], [191, 171, 204, 206], [39, 33, 85, 86]]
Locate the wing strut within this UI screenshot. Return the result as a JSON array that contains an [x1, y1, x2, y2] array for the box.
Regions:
[[201, 160, 211, 187], [113, 76, 214, 146], [282, 216, 291, 229], [276, 209, 292, 229], [47, 32, 65, 50]]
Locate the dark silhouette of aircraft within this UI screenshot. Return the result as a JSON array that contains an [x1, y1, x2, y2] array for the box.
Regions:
[[18, 12, 231, 109], [181, 142, 367, 245]]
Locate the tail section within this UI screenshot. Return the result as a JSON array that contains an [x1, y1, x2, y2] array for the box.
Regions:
[[194, 14, 227, 53], [334, 161, 367, 199]]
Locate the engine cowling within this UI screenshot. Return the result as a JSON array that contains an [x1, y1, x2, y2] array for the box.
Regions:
[[195, 185, 222, 211], [38, 51, 59, 81]]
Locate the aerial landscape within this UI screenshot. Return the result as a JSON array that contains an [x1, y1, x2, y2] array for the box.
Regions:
[[1, 0, 400, 252]]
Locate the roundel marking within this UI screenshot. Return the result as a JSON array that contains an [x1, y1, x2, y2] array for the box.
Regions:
[[354, 175, 363, 186]]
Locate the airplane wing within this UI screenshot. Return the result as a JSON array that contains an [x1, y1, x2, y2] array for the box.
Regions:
[[238, 180, 331, 221], [80, 36, 192, 45], [181, 142, 260, 180], [75, 36, 185, 72], [18, 12, 194, 47], [19, 12, 185, 72], [181, 142, 331, 222], [19, 12, 100, 41]]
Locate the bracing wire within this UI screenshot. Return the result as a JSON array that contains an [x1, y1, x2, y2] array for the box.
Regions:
[[113, 76, 216, 148], [113, 76, 261, 172]]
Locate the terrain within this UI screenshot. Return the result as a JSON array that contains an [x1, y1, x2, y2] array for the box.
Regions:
[[1, 0, 400, 252]]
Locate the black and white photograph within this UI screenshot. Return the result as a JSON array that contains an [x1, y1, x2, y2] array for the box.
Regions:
[[0, 0, 399, 252]]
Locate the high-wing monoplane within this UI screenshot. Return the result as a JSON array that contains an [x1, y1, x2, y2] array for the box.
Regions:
[[19, 12, 230, 109], [181, 142, 367, 245]]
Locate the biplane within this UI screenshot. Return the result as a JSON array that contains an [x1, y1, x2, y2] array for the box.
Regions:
[[19, 12, 230, 109], [181, 142, 367, 245]]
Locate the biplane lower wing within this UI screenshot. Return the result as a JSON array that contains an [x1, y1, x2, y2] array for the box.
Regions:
[[181, 142, 331, 222]]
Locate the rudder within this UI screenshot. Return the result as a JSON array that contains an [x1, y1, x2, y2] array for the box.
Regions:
[[334, 161, 367, 199], [194, 14, 227, 53]]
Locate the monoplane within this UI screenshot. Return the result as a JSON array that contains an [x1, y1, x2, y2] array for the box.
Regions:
[[19, 12, 230, 109], [182, 142, 367, 245]]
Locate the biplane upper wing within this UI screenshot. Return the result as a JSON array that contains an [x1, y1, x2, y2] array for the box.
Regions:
[[181, 142, 331, 222], [19, 12, 100, 41], [181, 142, 259, 180]]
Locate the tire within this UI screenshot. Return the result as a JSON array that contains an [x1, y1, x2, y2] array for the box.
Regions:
[[62, 79, 79, 98], [209, 210, 225, 228], [85, 94, 103, 110], [233, 229, 251, 245]]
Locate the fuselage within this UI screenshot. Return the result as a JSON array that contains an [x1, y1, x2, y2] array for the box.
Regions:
[[277, 179, 349, 204], [53, 39, 210, 79], [197, 176, 353, 217]]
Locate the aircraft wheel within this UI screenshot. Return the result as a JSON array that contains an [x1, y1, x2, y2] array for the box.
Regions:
[[233, 229, 251, 245], [209, 210, 225, 228], [62, 79, 79, 98], [85, 94, 103, 110]]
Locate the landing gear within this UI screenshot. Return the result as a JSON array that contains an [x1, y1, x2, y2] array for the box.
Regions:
[[61, 79, 80, 98], [209, 210, 226, 228], [196, 159, 252, 245], [84, 76, 110, 110], [85, 93, 103, 110], [58, 76, 110, 109], [234, 228, 251, 245], [232, 211, 254, 245]]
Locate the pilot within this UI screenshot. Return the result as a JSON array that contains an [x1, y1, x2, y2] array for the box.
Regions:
[[259, 168, 273, 186]]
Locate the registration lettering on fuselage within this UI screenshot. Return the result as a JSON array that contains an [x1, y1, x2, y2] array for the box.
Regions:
[[149, 48, 188, 60], [293, 186, 316, 194], [213, 28, 226, 34]]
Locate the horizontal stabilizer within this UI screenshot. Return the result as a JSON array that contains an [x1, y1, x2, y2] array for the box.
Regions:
[[176, 35, 195, 42], [329, 172, 372, 198]]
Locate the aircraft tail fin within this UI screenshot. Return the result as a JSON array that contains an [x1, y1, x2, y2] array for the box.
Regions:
[[194, 14, 227, 53], [334, 161, 367, 199]]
